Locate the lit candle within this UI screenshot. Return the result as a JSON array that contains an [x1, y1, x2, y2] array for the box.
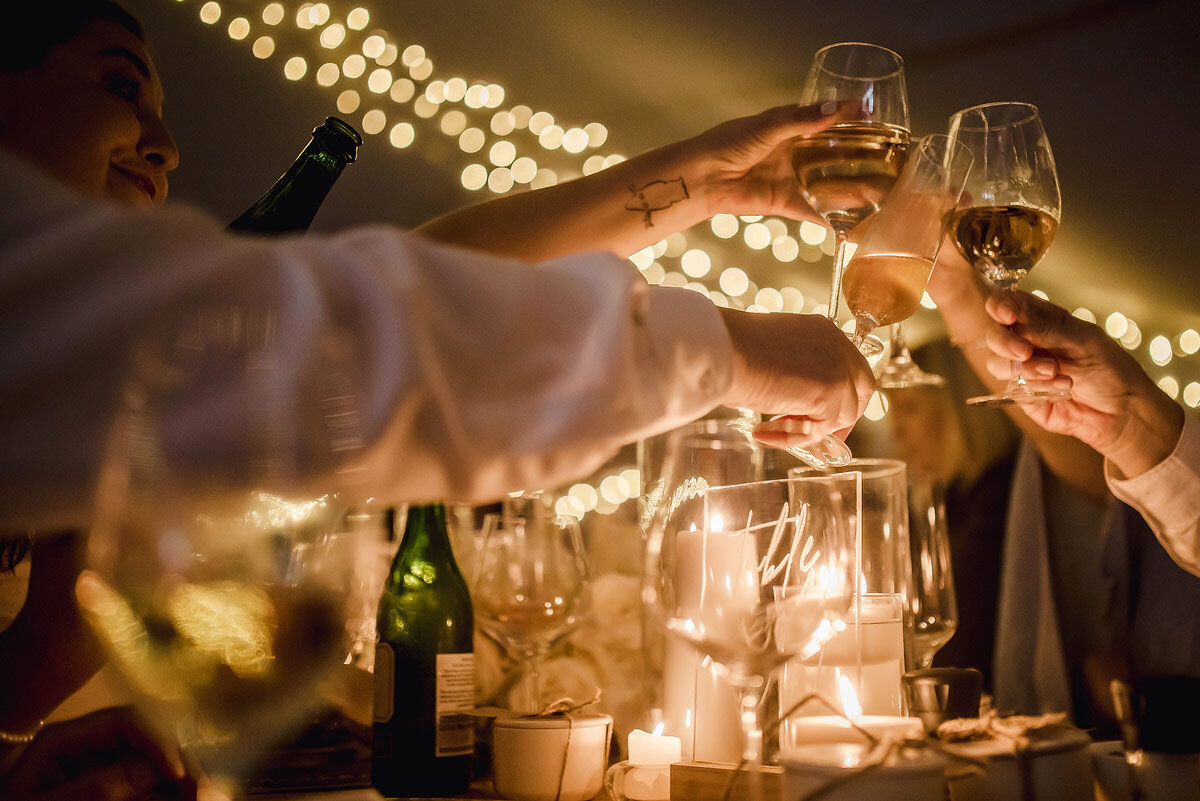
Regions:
[[623, 724, 682, 801], [783, 673, 923, 752]]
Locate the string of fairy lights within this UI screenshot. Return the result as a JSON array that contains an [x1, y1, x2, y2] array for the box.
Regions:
[[177, 0, 1200, 441]]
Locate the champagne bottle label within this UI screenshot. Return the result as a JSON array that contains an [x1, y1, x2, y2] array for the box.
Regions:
[[435, 652, 475, 756], [372, 641, 395, 723]]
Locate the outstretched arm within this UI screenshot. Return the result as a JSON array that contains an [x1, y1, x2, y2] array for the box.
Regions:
[[925, 241, 1108, 502], [416, 101, 856, 260]]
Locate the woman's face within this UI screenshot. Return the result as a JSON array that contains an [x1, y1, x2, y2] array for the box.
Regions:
[[0, 19, 178, 207]]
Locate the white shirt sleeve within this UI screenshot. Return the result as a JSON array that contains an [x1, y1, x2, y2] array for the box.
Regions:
[[1106, 415, 1200, 577], [0, 153, 733, 527]]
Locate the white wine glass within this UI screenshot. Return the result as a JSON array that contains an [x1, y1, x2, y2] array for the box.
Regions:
[[906, 479, 957, 669], [946, 101, 1065, 407], [786, 41, 910, 467], [643, 430, 857, 800], [77, 308, 367, 800], [472, 492, 591, 714]]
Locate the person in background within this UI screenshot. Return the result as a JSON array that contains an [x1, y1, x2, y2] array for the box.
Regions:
[[926, 241, 1200, 738], [0, 1, 873, 793]]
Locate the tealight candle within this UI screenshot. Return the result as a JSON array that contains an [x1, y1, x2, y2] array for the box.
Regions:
[[784, 714, 924, 749], [606, 724, 683, 801]]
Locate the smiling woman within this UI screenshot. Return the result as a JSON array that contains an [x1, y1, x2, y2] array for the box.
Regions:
[[0, 0, 178, 206]]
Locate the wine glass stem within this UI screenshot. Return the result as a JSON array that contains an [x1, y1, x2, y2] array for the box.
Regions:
[[994, 283, 1027, 389], [519, 648, 548, 714], [889, 322, 909, 361], [827, 229, 850, 321], [737, 684, 764, 801]]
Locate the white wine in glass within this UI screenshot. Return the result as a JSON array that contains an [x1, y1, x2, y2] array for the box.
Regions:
[[946, 101, 1064, 407]]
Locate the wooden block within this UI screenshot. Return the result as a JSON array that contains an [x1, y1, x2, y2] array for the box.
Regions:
[[669, 761, 781, 801]]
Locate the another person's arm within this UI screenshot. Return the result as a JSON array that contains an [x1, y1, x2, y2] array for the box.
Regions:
[[416, 101, 853, 260], [982, 289, 1198, 575], [0, 153, 871, 529], [924, 243, 1109, 502]]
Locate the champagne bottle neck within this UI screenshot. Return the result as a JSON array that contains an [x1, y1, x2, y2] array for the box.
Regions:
[[394, 503, 456, 563]]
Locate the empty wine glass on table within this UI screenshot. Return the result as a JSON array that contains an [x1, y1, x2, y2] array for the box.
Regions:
[[906, 479, 958, 668], [643, 429, 858, 801], [77, 308, 366, 800], [946, 101, 1064, 407], [472, 492, 591, 714], [781, 41, 910, 468]]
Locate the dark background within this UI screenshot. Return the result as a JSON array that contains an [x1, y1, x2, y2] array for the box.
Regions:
[[122, 0, 1200, 373]]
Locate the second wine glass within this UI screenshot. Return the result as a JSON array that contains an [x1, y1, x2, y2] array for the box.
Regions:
[[946, 101, 1064, 407], [472, 492, 591, 714]]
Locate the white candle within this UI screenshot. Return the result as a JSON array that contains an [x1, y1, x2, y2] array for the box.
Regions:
[[783, 714, 924, 749], [628, 725, 683, 765], [623, 725, 682, 801]]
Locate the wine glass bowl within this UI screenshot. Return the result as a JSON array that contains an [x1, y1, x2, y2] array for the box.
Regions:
[[643, 440, 858, 796], [946, 101, 1064, 407], [472, 493, 591, 713]]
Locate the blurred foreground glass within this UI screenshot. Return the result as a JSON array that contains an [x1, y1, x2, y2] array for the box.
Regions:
[[946, 101, 1064, 407], [472, 492, 591, 713], [643, 433, 858, 800], [79, 308, 367, 799]]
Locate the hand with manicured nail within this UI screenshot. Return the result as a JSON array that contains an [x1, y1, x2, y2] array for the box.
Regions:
[[983, 290, 1184, 478]]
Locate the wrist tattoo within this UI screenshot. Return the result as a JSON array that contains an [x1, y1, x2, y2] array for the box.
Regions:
[[625, 178, 688, 228]]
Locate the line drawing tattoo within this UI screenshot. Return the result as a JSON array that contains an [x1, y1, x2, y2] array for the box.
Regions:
[[625, 178, 689, 228]]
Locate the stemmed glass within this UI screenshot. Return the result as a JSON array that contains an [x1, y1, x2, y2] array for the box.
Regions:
[[643, 431, 857, 800], [78, 307, 366, 799], [906, 479, 957, 669], [877, 323, 946, 389], [785, 41, 910, 467], [842, 133, 974, 357], [472, 492, 591, 713], [946, 101, 1065, 407]]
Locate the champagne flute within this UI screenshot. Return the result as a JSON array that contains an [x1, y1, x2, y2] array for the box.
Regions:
[[643, 428, 857, 801], [786, 42, 910, 467], [946, 102, 1065, 407], [472, 492, 591, 714], [906, 479, 957, 668], [78, 307, 366, 799]]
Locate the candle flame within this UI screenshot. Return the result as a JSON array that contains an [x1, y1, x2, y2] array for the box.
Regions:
[[652, 721, 665, 737], [709, 513, 724, 533], [837, 671, 863, 720]]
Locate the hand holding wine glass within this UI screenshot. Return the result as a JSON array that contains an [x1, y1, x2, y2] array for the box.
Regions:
[[777, 42, 910, 468], [946, 101, 1064, 407]]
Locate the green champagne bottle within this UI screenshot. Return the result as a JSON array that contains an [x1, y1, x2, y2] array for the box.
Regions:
[[228, 116, 362, 233], [372, 504, 475, 797]]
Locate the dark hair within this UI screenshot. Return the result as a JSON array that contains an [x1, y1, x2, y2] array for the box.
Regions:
[[0, 1, 143, 71], [0, 534, 32, 573]]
